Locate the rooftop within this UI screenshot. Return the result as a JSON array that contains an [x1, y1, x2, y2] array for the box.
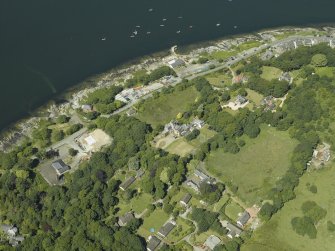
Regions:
[[180, 193, 192, 205], [204, 235, 221, 250], [120, 176, 136, 191], [158, 221, 176, 238], [237, 211, 250, 227], [51, 159, 70, 176], [118, 212, 135, 226], [147, 235, 161, 251]]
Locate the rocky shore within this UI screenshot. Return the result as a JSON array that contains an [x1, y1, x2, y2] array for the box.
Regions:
[[1, 26, 332, 152]]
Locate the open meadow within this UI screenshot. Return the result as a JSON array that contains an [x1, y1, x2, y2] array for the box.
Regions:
[[205, 126, 298, 205], [136, 87, 199, 128], [242, 165, 335, 251]]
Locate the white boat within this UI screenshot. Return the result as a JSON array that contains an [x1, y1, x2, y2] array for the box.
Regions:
[[160, 24, 165, 27], [130, 35, 135, 38], [101, 37, 106, 41], [234, 25, 238, 29], [148, 8, 153, 12], [162, 18, 167, 21], [176, 30, 181, 34], [146, 31, 151, 34], [189, 25, 193, 28], [133, 30, 138, 35], [178, 16, 183, 19], [136, 25, 141, 28], [216, 23, 221, 27]]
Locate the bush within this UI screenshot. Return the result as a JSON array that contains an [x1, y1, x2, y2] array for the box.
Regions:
[[327, 221, 335, 232], [185, 129, 200, 141], [68, 148, 78, 157], [311, 53, 328, 67], [291, 216, 317, 239]]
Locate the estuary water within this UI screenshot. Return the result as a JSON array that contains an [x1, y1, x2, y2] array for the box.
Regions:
[[1, 0, 335, 130]]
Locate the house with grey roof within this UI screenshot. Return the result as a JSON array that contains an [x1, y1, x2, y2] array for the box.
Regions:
[[158, 221, 176, 238], [168, 58, 185, 69], [147, 235, 161, 251], [194, 169, 210, 182], [51, 160, 70, 180], [278, 72, 292, 83], [180, 193, 192, 207], [226, 222, 242, 239], [235, 95, 248, 106], [204, 235, 221, 250], [186, 179, 200, 192], [119, 176, 136, 191], [118, 212, 135, 226], [0, 224, 24, 247], [237, 211, 250, 228]]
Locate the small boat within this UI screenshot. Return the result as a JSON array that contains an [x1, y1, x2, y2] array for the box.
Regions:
[[136, 25, 141, 28], [216, 23, 221, 27], [176, 30, 181, 34], [162, 18, 167, 21], [130, 35, 135, 38], [148, 8, 153, 12], [160, 24, 165, 27], [234, 25, 238, 29], [189, 25, 193, 28], [133, 30, 138, 35], [146, 31, 151, 34], [101, 37, 106, 41], [178, 16, 183, 19]]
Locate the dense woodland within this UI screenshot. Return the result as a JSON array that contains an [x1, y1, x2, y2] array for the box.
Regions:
[[1, 43, 335, 250]]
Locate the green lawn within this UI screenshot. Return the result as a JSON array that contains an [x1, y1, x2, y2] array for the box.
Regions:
[[242, 165, 335, 251], [213, 193, 230, 213], [165, 126, 216, 157], [189, 126, 217, 147], [136, 86, 199, 128], [206, 126, 298, 205], [138, 209, 170, 238], [224, 200, 244, 221], [246, 89, 264, 106], [131, 193, 154, 214], [165, 138, 195, 157], [260, 66, 283, 81]]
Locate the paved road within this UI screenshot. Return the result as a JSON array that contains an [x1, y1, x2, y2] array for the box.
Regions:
[[109, 35, 333, 116]]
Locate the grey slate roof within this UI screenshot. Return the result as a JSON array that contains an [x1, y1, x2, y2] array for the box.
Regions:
[[118, 212, 135, 226], [180, 193, 192, 206], [52, 159, 70, 176], [147, 235, 161, 251], [237, 211, 250, 227], [194, 169, 210, 181], [158, 221, 176, 238], [120, 176, 136, 191]]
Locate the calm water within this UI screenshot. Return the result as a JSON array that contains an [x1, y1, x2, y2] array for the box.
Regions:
[[1, 0, 335, 130]]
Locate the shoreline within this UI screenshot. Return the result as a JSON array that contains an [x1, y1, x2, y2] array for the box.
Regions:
[[1, 25, 334, 151]]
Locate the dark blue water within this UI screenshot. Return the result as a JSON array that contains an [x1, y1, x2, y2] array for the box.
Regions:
[[1, 0, 335, 131]]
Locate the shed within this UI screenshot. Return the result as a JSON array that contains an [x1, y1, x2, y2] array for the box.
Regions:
[[118, 212, 135, 226], [204, 235, 221, 250]]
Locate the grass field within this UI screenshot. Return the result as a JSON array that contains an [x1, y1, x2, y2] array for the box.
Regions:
[[165, 139, 195, 157], [260, 66, 283, 81], [116, 193, 153, 216], [206, 126, 298, 206], [165, 126, 216, 157], [213, 193, 230, 213], [224, 200, 244, 221], [246, 89, 264, 106], [136, 87, 199, 128], [138, 209, 170, 238], [242, 165, 335, 251]]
